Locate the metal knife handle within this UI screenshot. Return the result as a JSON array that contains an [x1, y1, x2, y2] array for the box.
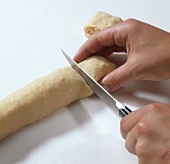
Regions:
[[119, 106, 132, 118]]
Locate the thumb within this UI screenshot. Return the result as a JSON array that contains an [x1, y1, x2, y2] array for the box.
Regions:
[[100, 62, 136, 92]]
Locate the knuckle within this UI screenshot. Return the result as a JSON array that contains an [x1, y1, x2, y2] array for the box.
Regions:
[[126, 18, 137, 23], [124, 18, 139, 30], [144, 103, 161, 115], [136, 142, 148, 157], [135, 122, 149, 136]]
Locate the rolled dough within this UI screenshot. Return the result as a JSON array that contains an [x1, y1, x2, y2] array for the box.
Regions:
[[84, 11, 123, 38], [0, 56, 116, 140]]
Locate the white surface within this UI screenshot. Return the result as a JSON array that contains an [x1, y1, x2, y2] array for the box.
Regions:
[[0, 0, 170, 164]]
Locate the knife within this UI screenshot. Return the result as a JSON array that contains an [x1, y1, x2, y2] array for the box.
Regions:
[[61, 50, 132, 117]]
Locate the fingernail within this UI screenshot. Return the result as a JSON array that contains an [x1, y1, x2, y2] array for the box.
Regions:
[[99, 76, 110, 92]]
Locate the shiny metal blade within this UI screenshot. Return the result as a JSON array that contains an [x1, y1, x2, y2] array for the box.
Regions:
[[61, 50, 132, 117]]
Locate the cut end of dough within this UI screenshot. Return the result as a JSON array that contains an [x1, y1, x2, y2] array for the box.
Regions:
[[84, 11, 123, 38]]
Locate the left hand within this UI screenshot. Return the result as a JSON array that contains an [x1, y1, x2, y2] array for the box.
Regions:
[[120, 103, 170, 164]]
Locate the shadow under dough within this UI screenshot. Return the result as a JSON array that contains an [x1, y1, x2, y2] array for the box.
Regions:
[[0, 100, 93, 164]]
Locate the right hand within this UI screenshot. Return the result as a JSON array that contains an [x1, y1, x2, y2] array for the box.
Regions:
[[120, 102, 170, 164], [74, 19, 170, 92]]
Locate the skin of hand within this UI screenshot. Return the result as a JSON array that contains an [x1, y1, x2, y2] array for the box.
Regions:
[[74, 19, 170, 92], [120, 103, 170, 164], [74, 19, 170, 163]]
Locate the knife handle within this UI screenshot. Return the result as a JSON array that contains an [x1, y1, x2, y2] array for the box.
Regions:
[[119, 106, 132, 118]]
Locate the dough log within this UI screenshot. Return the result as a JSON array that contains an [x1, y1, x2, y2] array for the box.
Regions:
[[84, 11, 123, 38], [0, 56, 116, 140]]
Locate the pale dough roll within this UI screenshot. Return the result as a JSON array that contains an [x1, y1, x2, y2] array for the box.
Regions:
[[0, 56, 116, 140], [84, 11, 123, 38]]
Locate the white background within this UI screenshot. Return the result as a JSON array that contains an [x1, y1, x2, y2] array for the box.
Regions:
[[0, 0, 170, 164]]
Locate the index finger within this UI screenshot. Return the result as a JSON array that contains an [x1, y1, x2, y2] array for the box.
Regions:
[[73, 22, 127, 63], [120, 107, 145, 139]]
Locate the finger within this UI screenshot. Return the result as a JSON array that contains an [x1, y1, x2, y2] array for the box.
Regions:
[[100, 61, 136, 92], [120, 108, 144, 139], [96, 45, 125, 57], [74, 23, 127, 63], [125, 127, 137, 155], [125, 124, 151, 156]]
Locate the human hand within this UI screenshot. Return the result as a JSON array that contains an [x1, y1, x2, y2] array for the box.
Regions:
[[120, 103, 170, 164], [74, 19, 170, 92]]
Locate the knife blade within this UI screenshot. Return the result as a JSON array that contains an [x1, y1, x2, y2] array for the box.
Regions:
[[61, 50, 132, 117]]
